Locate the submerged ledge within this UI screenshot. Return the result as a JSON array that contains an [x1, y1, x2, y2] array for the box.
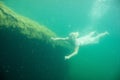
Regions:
[[0, 2, 55, 42], [0, 2, 74, 80], [0, 2, 73, 49]]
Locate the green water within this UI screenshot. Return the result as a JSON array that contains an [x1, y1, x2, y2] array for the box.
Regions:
[[1, 0, 120, 80]]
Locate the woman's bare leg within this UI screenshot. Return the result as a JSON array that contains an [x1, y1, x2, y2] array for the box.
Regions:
[[94, 31, 109, 40]]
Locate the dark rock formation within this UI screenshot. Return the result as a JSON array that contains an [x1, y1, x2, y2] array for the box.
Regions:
[[0, 2, 73, 80]]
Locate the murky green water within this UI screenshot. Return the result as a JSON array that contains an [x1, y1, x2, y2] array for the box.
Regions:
[[1, 0, 120, 80]]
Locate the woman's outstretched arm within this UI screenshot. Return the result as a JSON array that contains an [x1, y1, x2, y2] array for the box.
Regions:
[[51, 37, 69, 41], [65, 46, 79, 60]]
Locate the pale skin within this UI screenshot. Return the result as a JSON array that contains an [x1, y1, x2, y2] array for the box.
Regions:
[[51, 31, 109, 60], [65, 46, 79, 60]]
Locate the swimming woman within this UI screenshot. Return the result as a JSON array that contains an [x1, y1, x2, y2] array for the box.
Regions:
[[51, 31, 109, 60]]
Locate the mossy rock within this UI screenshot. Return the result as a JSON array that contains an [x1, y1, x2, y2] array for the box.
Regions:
[[0, 2, 73, 80]]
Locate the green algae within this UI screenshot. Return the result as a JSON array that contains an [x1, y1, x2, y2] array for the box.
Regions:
[[0, 2, 73, 50]]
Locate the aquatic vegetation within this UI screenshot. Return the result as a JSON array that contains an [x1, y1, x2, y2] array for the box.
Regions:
[[0, 2, 73, 50], [0, 2, 55, 40]]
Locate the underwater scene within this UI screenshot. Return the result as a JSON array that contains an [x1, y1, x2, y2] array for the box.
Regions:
[[0, 0, 120, 80]]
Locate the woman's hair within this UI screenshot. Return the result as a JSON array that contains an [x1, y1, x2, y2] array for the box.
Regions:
[[69, 32, 79, 40]]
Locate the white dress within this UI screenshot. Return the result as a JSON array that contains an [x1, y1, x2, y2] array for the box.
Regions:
[[52, 31, 108, 48], [75, 35, 99, 46]]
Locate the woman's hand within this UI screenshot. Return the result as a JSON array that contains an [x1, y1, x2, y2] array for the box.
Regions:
[[65, 56, 70, 60]]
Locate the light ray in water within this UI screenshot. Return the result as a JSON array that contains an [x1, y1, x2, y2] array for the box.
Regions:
[[82, 0, 112, 33], [90, 0, 111, 21]]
